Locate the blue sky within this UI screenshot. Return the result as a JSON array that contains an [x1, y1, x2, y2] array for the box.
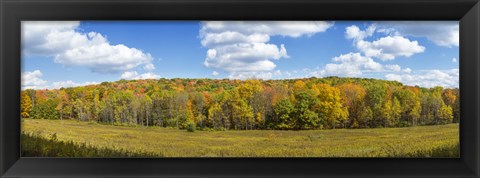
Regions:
[[21, 21, 459, 89]]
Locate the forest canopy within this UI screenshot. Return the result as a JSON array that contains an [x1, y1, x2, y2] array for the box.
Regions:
[[21, 77, 459, 130]]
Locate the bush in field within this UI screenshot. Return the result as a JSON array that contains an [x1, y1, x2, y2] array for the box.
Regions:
[[186, 122, 196, 132]]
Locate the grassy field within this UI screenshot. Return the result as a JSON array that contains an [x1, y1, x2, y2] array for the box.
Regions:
[[21, 119, 459, 157]]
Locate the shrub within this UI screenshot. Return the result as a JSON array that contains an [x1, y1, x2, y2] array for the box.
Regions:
[[186, 123, 196, 132], [396, 121, 409, 127]]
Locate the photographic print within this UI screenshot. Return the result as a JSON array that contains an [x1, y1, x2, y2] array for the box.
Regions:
[[20, 21, 459, 157]]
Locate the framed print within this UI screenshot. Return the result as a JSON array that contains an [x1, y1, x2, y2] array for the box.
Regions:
[[1, 0, 479, 177], [18, 20, 460, 158]]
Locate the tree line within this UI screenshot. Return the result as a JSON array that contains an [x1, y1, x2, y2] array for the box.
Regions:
[[21, 77, 460, 130]]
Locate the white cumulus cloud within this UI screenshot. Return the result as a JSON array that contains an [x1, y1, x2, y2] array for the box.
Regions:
[[22, 70, 48, 89], [22, 70, 100, 89], [51, 81, 99, 89], [355, 35, 425, 61], [200, 21, 334, 39], [22, 21, 154, 73], [345, 24, 376, 41], [345, 25, 425, 61], [228, 70, 283, 80], [120, 71, 161, 80], [385, 69, 459, 88], [200, 21, 333, 79], [311, 53, 383, 77], [377, 21, 459, 47], [385, 64, 402, 72], [143, 63, 156, 71]]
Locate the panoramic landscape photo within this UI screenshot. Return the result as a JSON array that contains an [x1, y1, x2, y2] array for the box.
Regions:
[[21, 21, 459, 157]]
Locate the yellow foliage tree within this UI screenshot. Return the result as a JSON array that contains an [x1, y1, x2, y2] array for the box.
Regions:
[[21, 92, 32, 118], [293, 80, 306, 93], [438, 104, 453, 124], [238, 79, 262, 103], [338, 83, 366, 128], [315, 84, 349, 129]]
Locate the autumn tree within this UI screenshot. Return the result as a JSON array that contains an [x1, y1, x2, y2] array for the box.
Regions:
[[292, 80, 306, 93], [338, 83, 366, 128], [365, 84, 387, 127], [438, 104, 454, 124], [391, 97, 402, 126], [21, 92, 32, 118], [208, 102, 223, 129], [391, 88, 420, 126], [143, 95, 153, 126], [314, 84, 349, 129], [443, 89, 459, 123]]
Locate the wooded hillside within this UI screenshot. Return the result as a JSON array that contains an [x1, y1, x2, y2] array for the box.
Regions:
[[21, 77, 459, 130]]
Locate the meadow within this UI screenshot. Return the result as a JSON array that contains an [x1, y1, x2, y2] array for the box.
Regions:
[[22, 118, 459, 157]]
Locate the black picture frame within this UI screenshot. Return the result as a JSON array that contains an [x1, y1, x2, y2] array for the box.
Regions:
[[1, 0, 479, 177]]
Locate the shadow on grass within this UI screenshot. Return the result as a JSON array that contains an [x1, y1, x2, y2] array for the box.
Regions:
[[383, 142, 460, 158], [406, 143, 460, 158], [21, 132, 159, 157]]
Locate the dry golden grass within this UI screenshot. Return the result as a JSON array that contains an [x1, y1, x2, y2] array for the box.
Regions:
[[22, 119, 459, 157]]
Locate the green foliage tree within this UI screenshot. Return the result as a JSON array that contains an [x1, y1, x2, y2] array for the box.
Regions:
[[31, 99, 59, 120], [273, 99, 295, 130], [294, 90, 321, 130]]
